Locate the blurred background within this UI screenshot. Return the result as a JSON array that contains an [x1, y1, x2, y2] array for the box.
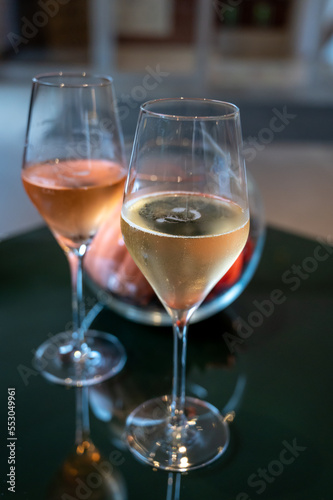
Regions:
[[1, 0, 333, 240]]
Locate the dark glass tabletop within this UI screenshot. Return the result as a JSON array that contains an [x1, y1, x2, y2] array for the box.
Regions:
[[0, 225, 332, 499]]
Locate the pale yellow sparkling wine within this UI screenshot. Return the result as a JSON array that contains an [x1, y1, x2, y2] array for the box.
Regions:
[[121, 191, 249, 311]]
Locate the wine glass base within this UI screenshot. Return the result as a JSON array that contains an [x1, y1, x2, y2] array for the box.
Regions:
[[126, 395, 229, 472], [33, 330, 126, 387]]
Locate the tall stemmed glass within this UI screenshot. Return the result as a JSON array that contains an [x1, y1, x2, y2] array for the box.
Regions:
[[121, 98, 249, 471], [22, 73, 127, 386]]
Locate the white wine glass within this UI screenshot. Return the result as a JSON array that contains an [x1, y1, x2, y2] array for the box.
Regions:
[[121, 98, 249, 471], [22, 72, 127, 386]]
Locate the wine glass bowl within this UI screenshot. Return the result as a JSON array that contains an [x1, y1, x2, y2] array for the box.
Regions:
[[22, 72, 127, 386], [120, 98, 250, 471]]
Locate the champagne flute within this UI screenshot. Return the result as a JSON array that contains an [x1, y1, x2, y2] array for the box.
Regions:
[[22, 72, 127, 386], [121, 98, 249, 471]]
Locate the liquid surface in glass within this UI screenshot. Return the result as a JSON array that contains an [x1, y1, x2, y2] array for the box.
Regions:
[[121, 191, 249, 311]]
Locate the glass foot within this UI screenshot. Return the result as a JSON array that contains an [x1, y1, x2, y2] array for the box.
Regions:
[[33, 330, 126, 386], [126, 395, 229, 471]]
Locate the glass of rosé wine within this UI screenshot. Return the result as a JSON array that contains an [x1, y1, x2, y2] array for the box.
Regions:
[[121, 98, 249, 471], [22, 72, 127, 386]]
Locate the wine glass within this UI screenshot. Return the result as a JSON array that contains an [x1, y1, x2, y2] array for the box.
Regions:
[[121, 98, 249, 471], [22, 72, 127, 386]]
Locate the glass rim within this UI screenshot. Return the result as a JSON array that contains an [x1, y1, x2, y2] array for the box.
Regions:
[[32, 72, 114, 88], [140, 98, 240, 120]]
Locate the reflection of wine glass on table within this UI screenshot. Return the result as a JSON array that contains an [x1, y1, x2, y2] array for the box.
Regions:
[[45, 447, 126, 500], [21, 73, 127, 386], [45, 387, 127, 500], [121, 98, 249, 471]]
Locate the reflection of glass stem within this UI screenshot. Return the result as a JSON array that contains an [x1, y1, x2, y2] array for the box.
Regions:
[[166, 472, 181, 500], [76, 387, 90, 446]]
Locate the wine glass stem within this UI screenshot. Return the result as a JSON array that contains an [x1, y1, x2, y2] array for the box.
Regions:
[[70, 248, 91, 445], [68, 247, 87, 348], [171, 318, 188, 419]]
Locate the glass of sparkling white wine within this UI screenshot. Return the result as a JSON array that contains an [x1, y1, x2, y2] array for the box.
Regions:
[[121, 98, 250, 471], [22, 73, 127, 386]]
